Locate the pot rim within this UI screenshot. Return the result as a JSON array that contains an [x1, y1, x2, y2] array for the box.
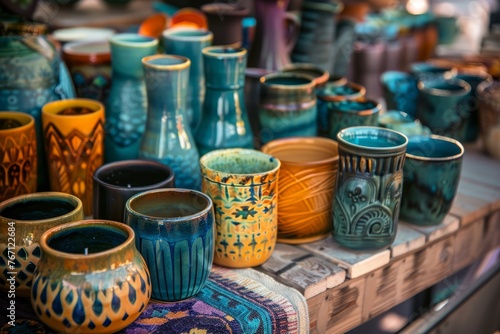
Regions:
[[417, 78, 471, 97], [405, 134, 464, 161], [202, 45, 247, 58], [337, 126, 408, 156], [317, 81, 366, 102], [0, 111, 35, 134], [162, 27, 213, 42], [260, 72, 316, 91], [40, 219, 134, 260], [108, 33, 158, 48], [42, 98, 104, 118], [142, 54, 190, 70], [281, 63, 330, 87]]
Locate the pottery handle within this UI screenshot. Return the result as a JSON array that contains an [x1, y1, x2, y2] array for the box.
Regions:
[[284, 11, 301, 54]]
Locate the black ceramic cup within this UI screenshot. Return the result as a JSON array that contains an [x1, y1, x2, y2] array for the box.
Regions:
[[92, 160, 175, 222]]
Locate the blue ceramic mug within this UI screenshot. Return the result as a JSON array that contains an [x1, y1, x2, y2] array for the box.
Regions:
[[124, 188, 215, 301], [400, 135, 464, 225], [327, 98, 381, 140]]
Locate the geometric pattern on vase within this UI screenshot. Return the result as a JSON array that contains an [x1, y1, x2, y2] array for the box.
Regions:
[[0, 242, 40, 297]]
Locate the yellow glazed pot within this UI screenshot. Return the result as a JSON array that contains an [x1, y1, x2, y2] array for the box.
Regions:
[[41, 99, 105, 216], [262, 137, 339, 243], [200, 148, 280, 268], [0, 111, 37, 202]]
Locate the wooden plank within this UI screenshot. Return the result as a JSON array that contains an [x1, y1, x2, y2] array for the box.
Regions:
[[258, 243, 346, 299], [300, 236, 391, 279], [457, 178, 500, 211], [453, 219, 485, 271], [308, 278, 365, 334], [450, 193, 490, 226], [461, 150, 500, 189], [391, 223, 427, 258], [403, 214, 460, 242]]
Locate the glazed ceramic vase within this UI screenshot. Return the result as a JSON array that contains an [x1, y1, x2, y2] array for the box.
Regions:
[[0, 192, 83, 297], [0, 112, 37, 201], [162, 28, 213, 131], [261, 137, 339, 243], [0, 21, 76, 191], [477, 80, 500, 160], [105, 34, 158, 163], [259, 72, 317, 144], [327, 99, 381, 140], [195, 46, 254, 155], [42, 99, 105, 216], [200, 148, 280, 268], [333, 126, 408, 250], [31, 220, 151, 333], [139, 55, 201, 190], [124, 189, 214, 301]]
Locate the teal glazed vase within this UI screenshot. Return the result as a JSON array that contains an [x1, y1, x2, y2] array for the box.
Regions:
[[0, 21, 76, 191], [105, 33, 158, 163], [333, 126, 408, 250], [259, 73, 317, 144], [124, 189, 214, 301], [195, 46, 254, 155], [162, 28, 213, 131], [139, 55, 201, 190], [400, 135, 464, 226], [327, 98, 381, 140]]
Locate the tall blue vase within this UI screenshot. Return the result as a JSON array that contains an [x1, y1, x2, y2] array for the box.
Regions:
[[194, 46, 254, 155], [105, 34, 158, 162], [139, 55, 201, 190]]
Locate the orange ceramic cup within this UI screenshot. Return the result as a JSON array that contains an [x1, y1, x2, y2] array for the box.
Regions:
[[0, 112, 37, 202], [262, 137, 339, 244], [41, 99, 105, 216]]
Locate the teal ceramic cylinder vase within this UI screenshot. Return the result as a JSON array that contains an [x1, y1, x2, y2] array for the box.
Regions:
[[327, 99, 381, 140], [0, 21, 76, 191], [195, 46, 254, 155], [162, 28, 213, 131], [105, 34, 158, 163], [259, 73, 317, 144], [333, 126, 408, 250], [139, 55, 201, 190]]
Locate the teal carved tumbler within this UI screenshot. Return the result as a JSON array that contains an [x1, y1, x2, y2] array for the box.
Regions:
[[333, 126, 408, 250]]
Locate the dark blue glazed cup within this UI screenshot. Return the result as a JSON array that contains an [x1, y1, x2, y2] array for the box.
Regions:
[[333, 126, 408, 250], [381, 71, 418, 117], [400, 135, 464, 226], [327, 98, 381, 140], [124, 188, 214, 301]]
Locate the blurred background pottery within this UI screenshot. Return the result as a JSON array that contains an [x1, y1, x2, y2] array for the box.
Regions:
[[261, 136, 339, 244], [477, 80, 500, 160], [281, 63, 330, 88], [200, 148, 280, 268], [0, 112, 37, 202], [170, 7, 207, 29], [42, 98, 105, 216], [138, 13, 169, 38], [201, 3, 248, 46], [93, 160, 175, 223], [0, 192, 83, 297], [124, 189, 214, 301], [377, 110, 431, 137], [381, 70, 419, 117], [31, 220, 151, 333], [400, 135, 464, 226]]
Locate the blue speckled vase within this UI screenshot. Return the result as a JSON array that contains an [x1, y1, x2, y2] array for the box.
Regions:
[[400, 135, 463, 226], [0, 21, 76, 191], [195, 46, 254, 155], [259, 73, 317, 144], [105, 34, 158, 163], [333, 126, 408, 250], [124, 189, 214, 301], [162, 28, 213, 131], [138, 55, 201, 190]]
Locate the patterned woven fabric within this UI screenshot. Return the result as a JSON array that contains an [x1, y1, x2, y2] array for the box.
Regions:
[[0, 266, 309, 334]]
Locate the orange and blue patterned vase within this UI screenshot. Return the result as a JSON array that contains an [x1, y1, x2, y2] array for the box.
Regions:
[[200, 148, 280, 268], [31, 220, 151, 333]]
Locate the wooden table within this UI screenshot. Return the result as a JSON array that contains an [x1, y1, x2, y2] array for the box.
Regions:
[[254, 144, 500, 334]]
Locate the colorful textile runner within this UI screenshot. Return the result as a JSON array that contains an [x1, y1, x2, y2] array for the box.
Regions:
[[0, 266, 309, 333]]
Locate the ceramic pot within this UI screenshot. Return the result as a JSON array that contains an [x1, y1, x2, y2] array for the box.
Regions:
[[124, 189, 214, 301], [400, 135, 464, 226], [106, 34, 158, 163], [200, 148, 280, 268], [410, 61, 457, 82], [477, 80, 500, 160], [281, 63, 330, 88], [201, 3, 248, 46], [259, 73, 317, 144], [0, 112, 37, 201], [170, 8, 208, 29], [62, 39, 112, 104], [41, 98, 105, 216], [327, 98, 381, 140], [0, 21, 76, 191], [195, 46, 254, 155], [261, 137, 339, 243], [381, 70, 419, 117], [31, 220, 151, 333], [351, 41, 386, 100], [333, 126, 408, 250], [162, 27, 213, 130], [0, 192, 83, 297], [416, 78, 471, 141], [93, 159, 175, 223], [139, 55, 201, 190], [331, 17, 357, 77], [377, 110, 431, 137]]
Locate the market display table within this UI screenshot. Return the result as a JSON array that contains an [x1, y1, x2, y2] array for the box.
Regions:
[[1, 146, 499, 334]]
